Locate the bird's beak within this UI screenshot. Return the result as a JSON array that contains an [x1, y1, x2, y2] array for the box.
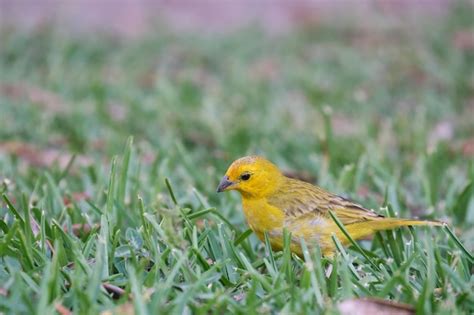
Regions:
[[217, 175, 234, 193]]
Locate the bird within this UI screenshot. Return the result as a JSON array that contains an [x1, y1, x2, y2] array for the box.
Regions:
[[216, 155, 443, 257]]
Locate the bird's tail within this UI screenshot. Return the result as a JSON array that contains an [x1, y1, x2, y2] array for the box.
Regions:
[[340, 218, 444, 244], [373, 218, 445, 231], [370, 218, 444, 231]]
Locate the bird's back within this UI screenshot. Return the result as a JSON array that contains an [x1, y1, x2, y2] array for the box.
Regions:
[[268, 176, 382, 224]]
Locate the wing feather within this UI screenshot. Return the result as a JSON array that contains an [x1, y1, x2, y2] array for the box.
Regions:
[[267, 178, 383, 225]]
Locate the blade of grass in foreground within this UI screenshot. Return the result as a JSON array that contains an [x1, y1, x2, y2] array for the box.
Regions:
[[328, 210, 381, 272], [129, 265, 149, 315], [3, 194, 25, 225], [443, 225, 473, 262], [331, 234, 360, 281], [234, 228, 253, 246], [165, 178, 178, 205], [300, 239, 324, 309], [117, 136, 133, 206], [57, 154, 76, 182], [416, 238, 436, 314], [106, 156, 118, 222], [264, 231, 277, 273]]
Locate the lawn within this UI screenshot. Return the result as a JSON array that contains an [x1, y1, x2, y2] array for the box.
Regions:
[[0, 2, 473, 314]]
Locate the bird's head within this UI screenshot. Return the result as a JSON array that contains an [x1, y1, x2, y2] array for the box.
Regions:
[[217, 156, 283, 198]]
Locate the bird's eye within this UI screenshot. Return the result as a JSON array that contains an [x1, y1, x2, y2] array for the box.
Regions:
[[240, 173, 251, 181]]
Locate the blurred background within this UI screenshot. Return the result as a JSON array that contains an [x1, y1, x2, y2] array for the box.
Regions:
[[1, 2, 474, 313], [0, 0, 473, 227], [0, 1, 459, 35]]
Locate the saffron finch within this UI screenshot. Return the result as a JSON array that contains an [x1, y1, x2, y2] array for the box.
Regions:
[[217, 156, 442, 256]]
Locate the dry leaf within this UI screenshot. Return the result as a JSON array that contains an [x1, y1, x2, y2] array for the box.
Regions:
[[103, 283, 127, 299], [101, 303, 135, 315], [55, 303, 72, 315], [338, 297, 414, 315]]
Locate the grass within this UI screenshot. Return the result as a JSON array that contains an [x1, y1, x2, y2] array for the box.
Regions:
[[1, 2, 474, 314]]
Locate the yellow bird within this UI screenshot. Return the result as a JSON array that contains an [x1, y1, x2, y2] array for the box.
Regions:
[[217, 156, 442, 256]]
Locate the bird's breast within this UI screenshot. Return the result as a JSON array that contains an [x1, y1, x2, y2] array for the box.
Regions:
[[241, 198, 285, 237]]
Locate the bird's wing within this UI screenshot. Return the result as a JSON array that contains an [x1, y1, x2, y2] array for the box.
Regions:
[[267, 178, 383, 225]]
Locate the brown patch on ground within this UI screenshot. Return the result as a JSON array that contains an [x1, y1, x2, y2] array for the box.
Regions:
[[428, 120, 454, 152], [0, 83, 68, 114], [0, 141, 92, 169], [63, 223, 99, 238], [461, 138, 474, 157], [453, 29, 474, 51], [249, 57, 281, 82], [63, 192, 90, 207], [331, 114, 365, 137]]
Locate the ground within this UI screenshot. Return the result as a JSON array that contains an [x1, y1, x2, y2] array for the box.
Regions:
[[0, 1, 473, 314]]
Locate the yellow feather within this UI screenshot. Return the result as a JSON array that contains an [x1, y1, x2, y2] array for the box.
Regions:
[[217, 156, 443, 257]]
